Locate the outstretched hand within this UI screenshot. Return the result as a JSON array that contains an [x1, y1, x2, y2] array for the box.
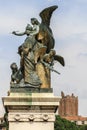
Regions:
[[12, 31, 16, 35]]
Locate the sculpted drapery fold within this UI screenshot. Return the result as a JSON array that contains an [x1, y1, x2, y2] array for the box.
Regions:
[[11, 5, 65, 88]]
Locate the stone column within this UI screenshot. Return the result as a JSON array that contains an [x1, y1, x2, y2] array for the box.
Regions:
[[2, 87, 60, 130]]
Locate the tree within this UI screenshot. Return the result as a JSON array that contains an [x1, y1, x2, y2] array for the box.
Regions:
[[55, 115, 79, 130]]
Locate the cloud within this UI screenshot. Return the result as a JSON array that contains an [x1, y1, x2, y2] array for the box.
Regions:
[[0, 0, 87, 117], [51, 1, 87, 39], [0, 4, 39, 35], [51, 30, 87, 116], [76, 0, 87, 4], [79, 99, 87, 116]]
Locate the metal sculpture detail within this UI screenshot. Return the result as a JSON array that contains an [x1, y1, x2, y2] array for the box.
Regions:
[[11, 5, 65, 88]]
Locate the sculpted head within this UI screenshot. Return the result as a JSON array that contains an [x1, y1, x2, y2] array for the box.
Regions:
[[10, 63, 18, 73], [50, 49, 56, 56], [31, 18, 40, 25]]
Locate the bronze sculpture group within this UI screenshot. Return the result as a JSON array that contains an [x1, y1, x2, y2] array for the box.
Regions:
[[11, 5, 65, 88]]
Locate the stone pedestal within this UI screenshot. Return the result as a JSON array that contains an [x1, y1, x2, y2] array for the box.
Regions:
[[2, 87, 60, 130]]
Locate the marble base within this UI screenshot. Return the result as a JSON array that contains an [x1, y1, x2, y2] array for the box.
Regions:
[[9, 122, 54, 130], [2, 87, 60, 130]]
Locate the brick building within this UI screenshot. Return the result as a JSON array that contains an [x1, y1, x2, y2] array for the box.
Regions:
[[59, 91, 78, 116], [59, 91, 87, 125]]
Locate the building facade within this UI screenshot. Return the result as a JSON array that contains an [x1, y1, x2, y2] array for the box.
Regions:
[[59, 91, 78, 116], [59, 91, 87, 125]]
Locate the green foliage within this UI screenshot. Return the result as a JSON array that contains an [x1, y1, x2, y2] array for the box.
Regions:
[[54, 115, 79, 130], [3, 112, 9, 130], [79, 125, 87, 130]]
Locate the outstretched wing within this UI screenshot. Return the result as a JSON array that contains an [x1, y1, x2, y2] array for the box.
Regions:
[[54, 55, 65, 66], [39, 5, 58, 27]]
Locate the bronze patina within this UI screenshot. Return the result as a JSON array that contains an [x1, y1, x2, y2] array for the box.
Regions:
[[11, 5, 65, 88]]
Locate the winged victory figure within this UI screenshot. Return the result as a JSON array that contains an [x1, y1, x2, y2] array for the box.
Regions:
[[35, 5, 65, 67], [11, 5, 65, 88]]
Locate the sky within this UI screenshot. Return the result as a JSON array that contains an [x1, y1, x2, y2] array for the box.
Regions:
[[0, 0, 87, 117]]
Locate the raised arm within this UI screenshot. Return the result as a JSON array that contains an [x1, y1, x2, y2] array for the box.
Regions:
[[12, 31, 26, 36]]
